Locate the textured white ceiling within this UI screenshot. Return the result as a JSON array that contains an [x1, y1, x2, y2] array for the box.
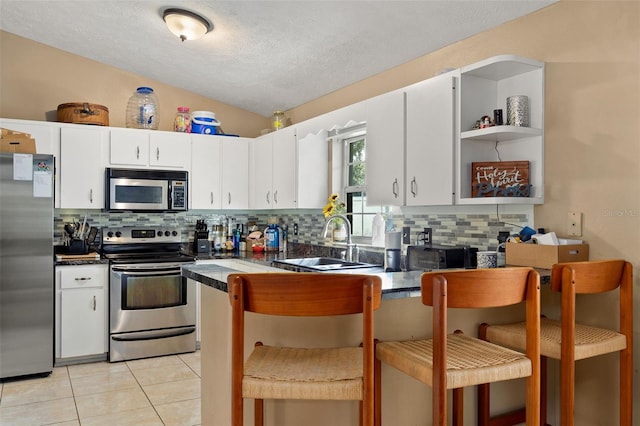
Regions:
[[0, 0, 556, 117]]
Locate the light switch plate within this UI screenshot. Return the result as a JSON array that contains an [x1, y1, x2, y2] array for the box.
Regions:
[[402, 226, 411, 244]]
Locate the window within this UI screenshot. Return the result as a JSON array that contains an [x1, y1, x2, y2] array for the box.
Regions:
[[343, 131, 378, 240]]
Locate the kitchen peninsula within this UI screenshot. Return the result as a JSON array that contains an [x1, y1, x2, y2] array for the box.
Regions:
[[184, 261, 549, 425]]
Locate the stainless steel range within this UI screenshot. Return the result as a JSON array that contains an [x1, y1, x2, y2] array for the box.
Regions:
[[101, 226, 196, 362]]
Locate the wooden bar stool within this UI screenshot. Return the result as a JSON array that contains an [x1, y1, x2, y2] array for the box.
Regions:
[[228, 272, 382, 426], [478, 259, 633, 426], [375, 268, 541, 426]]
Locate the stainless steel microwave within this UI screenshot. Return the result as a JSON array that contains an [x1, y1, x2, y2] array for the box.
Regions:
[[105, 168, 188, 212]]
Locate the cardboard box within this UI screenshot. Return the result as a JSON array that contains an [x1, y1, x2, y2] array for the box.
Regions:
[[0, 128, 36, 154], [505, 242, 589, 269]]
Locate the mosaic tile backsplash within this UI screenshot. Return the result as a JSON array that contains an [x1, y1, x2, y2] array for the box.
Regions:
[[55, 208, 529, 253]]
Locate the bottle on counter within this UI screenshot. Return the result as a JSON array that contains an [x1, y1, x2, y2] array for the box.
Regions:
[[174, 106, 191, 133], [212, 224, 223, 251], [265, 217, 279, 252], [126, 86, 159, 129], [233, 226, 242, 252]]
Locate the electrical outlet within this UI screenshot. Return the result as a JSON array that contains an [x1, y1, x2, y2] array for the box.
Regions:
[[417, 227, 432, 245], [567, 211, 582, 236], [402, 226, 411, 244], [424, 227, 432, 244]]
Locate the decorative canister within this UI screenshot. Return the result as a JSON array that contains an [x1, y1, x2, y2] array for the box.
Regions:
[[506, 95, 529, 127], [57, 103, 109, 126]]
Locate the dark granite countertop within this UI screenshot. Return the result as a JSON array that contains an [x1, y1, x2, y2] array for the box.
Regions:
[[183, 258, 550, 301]]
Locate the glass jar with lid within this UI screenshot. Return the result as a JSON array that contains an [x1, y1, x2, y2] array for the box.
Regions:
[[271, 110, 286, 131], [174, 107, 191, 133]]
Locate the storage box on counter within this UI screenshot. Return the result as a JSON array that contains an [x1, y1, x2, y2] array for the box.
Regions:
[[505, 242, 589, 269], [0, 128, 36, 153]]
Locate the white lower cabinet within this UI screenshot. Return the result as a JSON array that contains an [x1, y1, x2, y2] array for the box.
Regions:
[[56, 264, 108, 361]]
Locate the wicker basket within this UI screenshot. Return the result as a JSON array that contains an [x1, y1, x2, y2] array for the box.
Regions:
[[57, 102, 109, 126]]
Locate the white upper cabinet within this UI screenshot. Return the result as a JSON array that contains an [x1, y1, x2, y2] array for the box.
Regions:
[[221, 136, 249, 209], [0, 118, 62, 207], [250, 133, 274, 209], [59, 126, 107, 209], [191, 134, 222, 209], [0, 118, 60, 156], [456, 55, 544, 204], [271, 126, 297, 209], [405, 72, 456, 206], [109, 128, 190, 169], [250, 126, 327, 210], [364, 90, 405, 206], [296, 129, 328, 209]]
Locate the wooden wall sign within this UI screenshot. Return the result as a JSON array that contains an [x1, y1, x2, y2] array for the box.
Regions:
[[471, 161, 531, 197]]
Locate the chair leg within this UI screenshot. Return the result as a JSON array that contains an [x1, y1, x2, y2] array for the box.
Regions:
[[452, 388, 464, 426], [374, 345, 381, 426], [540, 356, 547, 426], [560, 355, 574, 426], [254, 399, 264, 426], [478, 382, 490, 426], [620, 347, 633, 425]]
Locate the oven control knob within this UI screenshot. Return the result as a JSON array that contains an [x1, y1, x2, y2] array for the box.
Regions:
[[115, 231, 122, 238], [157, 231, 163, 237], [165, 231, 171, 237], [172, 230, 178, 237], [107, 231, 114, 238]]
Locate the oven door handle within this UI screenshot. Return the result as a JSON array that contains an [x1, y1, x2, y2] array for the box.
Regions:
[[111, 327, 195, 342], [111, 267, 182, 276]]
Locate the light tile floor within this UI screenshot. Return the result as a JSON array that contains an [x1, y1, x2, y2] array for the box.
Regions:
[[0, 351, 201, 426]]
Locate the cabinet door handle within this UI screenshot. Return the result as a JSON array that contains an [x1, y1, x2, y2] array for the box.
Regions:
[[89, 188, 93, 203], [93, 295, 96, 311], [266, 191, 270, 204], [74, 277, 92, 281], [228, 192, 231, 205], [411, 177, 417, 197], [136, 146, 140, 160], [210, 191, 214, 205], [274, 190, 278, 204], [156, 147, 160, 161], [392, 178, 399, 198]]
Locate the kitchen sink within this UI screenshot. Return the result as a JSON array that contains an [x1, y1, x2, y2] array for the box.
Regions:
[[272, 257, 381, 272]]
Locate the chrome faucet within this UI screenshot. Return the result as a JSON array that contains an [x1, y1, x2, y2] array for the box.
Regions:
[[322, 215, 358, 262]]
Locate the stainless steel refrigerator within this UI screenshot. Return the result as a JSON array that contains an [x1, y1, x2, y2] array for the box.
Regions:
[[0, 152, 54, 379]]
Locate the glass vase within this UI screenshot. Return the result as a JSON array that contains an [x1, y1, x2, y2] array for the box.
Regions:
[[332, 222, 347, 242]]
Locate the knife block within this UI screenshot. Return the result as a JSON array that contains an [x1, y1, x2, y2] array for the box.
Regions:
[[66, 239, 88, 254], [193, 230, 211, 253]]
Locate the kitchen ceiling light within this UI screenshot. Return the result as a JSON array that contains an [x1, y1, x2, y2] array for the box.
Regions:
[[162, 8, 212, 42]]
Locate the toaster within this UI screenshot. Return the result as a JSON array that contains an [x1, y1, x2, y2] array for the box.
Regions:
[[406, 244, 478, 271]]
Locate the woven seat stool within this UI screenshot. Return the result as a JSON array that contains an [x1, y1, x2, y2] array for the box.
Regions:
[[374, 268, 541, 426], [228, 272, 382, 426], [478, 260, 633, 426]]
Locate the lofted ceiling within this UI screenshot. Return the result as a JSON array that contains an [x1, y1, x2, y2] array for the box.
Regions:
[[0, 0, 557, 117]]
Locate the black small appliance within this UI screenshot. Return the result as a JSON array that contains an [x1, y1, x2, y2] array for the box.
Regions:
[[193, 220, 211, 253], [406, 244, 478, 271]]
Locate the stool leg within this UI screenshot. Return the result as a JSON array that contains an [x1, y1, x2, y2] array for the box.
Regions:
[[254, 399, 264, 426], [560, 355, 574, 426], [478, 382, 490, 426], [374, 350, 382, 426], [540, 356, 547, 426], [478, 324, 491, 426], [621, 346, 632, 425], [453, 388, 464, 426]]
